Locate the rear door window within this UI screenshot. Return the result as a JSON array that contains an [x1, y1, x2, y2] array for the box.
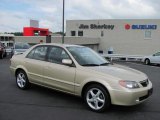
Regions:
[[26, 46, 48, 61]]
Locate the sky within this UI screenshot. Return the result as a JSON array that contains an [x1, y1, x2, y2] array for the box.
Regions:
[[0, 0, 159, 32]]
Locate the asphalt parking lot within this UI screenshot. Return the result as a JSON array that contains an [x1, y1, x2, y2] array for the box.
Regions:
[[0, 57, 160, 120]]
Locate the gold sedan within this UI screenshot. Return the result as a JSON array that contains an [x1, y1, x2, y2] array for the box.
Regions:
[[10, 43, 153, 112]]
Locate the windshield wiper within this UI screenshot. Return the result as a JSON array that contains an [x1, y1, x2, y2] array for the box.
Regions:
[[81, 64, 100, 66], [99, 62, 110, 66]]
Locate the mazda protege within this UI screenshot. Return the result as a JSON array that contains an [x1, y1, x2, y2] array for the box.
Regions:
[[10, 43, 153, 112]]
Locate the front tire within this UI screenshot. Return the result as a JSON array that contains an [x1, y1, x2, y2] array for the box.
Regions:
[[145, 59, 150, 65], [16, 70, 30, 89], [84, 84, 110, 112]]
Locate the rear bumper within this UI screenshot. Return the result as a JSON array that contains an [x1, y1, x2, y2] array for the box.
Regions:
[[10, 66, 16, 76]]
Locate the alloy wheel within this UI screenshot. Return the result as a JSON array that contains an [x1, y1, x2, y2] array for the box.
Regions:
[[16, 72, 26, 88], [145, 59, 150, 65], [86, 88, 105, 110]]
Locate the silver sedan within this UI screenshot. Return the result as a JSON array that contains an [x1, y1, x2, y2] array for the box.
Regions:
[[143, 52, 160, 65]]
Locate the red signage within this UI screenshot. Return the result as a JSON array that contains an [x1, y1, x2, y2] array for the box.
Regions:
[[125, 24, 131, 30], [23, 27, 49, 36]]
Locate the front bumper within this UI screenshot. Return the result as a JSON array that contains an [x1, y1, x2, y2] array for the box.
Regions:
[[110, 82, 153, 106]]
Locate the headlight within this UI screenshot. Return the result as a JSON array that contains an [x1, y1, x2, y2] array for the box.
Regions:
[[119, 80, 140, 89]]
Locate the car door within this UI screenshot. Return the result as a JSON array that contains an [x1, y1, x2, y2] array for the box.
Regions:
[[25, 45, 48, 84], [151, 52, 160, 64], [43, 46, 76, 93], [154, 52, 160, 63]]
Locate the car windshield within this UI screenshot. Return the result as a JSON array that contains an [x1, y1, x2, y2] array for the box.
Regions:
[[15, 43, 30, 49], [67, 46, 109, 66]]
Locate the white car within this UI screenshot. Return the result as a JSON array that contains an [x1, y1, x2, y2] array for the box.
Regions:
[[12, 42, 30, 55], [143, 52, 160, 65]]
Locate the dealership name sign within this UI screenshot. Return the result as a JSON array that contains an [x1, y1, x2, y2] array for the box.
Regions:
[[125, 24, 157, 30], [79, 24, 114, 30]]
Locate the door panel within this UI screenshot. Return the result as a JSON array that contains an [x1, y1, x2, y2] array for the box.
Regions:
[[151, 52, 160, 64], [155, 52, 160, 63], [150, 56, 157, 63], [154, 56, 160, 63], [24, 45, 48, 84], [44, 63, 76, 93], [25, 58, 45, 84], [43, 46, 76, 93], [158, 57, 160, 63]]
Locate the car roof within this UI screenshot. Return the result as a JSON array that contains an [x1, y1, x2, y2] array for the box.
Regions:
[[36, 43, 84, 48], [15, 42, 30, 44]]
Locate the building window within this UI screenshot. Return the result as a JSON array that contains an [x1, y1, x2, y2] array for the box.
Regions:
[[0, 37, 4, 41], [78, 31, 83, 36], [144, 31, 151, 39], [101, 31, 104, 37], [71, 31, 76, 36]]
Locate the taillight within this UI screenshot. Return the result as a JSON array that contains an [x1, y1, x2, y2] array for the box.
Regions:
[[10, 58, 12, 65]]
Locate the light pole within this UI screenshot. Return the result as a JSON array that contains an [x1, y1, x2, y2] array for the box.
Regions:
[[62, 0, 65, 44]]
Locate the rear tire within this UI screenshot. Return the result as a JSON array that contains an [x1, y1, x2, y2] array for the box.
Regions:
[[16, 70, 30, 90], [144, 59, 150, 65], [4, 52, 7, 57], [84, 84, 110, 112], [0, 53, 4, 59]]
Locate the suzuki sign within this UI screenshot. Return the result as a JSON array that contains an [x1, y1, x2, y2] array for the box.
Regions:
[[125, 24, 157, 30]]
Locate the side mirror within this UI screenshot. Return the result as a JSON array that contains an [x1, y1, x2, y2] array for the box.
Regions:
[[62, 59, 72, 65], [153, 54, 156, 56]]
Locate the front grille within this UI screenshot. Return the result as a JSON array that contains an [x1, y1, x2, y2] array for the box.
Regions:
[[140, 79, 149, 87], [139, 94, 149, 101]]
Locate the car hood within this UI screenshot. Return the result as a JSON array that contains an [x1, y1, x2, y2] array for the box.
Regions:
[[14, 49, 27, 53], [88, 64, 147, 82]]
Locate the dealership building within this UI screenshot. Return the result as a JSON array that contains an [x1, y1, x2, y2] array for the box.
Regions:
[[66, 19, 160, 55], [10, 19, 160, 55]]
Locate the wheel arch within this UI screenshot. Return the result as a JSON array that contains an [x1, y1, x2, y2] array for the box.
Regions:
[[81, 81, 111, 101], [145, 58, 150, 61], [15, 67, 27, 77]]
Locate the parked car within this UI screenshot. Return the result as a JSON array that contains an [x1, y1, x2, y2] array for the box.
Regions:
[[143, 52, 160, 65], [0, 42, 7, 59], [10, 43, 153, 112], [12, 42, 30, 55]]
